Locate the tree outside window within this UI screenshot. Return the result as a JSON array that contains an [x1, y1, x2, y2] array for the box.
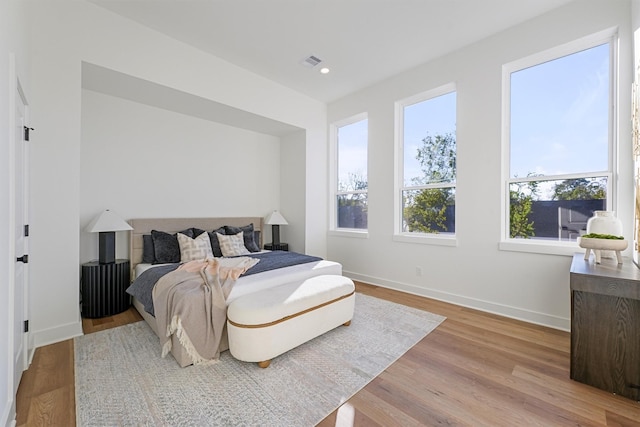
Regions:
[[335, 117, 368, 229], [507, 39, 612, 241], [400, 88, 456, 235]]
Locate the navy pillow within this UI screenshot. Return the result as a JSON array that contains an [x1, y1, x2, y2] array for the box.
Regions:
[[151, 228, 193, 264], [142, 234, 155, 264], [224, 223, 260, 252], [192, 227, 207, 238], [207, 227, 226, 257]]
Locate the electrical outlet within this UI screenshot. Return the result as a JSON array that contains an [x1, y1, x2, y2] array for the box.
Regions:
[[416, 266, 423, 276]]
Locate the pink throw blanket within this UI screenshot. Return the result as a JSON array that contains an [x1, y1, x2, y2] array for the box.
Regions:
[[152, 257, 259, 365]]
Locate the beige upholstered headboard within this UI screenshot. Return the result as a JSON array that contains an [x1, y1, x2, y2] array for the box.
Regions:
[[128, 217, 264, 277]]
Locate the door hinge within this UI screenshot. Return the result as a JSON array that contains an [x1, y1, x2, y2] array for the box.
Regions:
[[24, 320, 29, 333], [16, 254, 28, 263], [23, 126, 34, 141], [24, 224, 29, 237]]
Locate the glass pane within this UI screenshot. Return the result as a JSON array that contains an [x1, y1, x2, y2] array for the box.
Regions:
[[404, 92, 456, 186], [338, 119, 368, 191], [509, 177, 607, 241], [337, 194, 368, 229], [510, 43, 609, 178], [402, 188, 455, 234]]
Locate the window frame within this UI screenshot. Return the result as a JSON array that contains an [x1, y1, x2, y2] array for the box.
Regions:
[[500, 29, 618, 255], [394, 82, 458, 247], [329, 112, 369, 237]]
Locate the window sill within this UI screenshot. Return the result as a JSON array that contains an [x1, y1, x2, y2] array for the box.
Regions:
[[393, 233, 457, 247], [328, 229, 369, 239], [499, 239, 579, 256]]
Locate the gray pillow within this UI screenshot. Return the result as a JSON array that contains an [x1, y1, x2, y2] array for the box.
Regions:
[[142, 234, 155, 264], [151, 229, 193, 264], [207, 227, 226, 257], [224, 223, 260, 252]]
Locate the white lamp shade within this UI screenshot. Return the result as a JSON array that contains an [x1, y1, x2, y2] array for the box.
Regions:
[[85, 209, 133, 232], [265, 210, 288, 225]]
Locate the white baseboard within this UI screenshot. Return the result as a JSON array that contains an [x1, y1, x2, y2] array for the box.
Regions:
[[31, 320, 83, 349], [344, 270, 570, 331]]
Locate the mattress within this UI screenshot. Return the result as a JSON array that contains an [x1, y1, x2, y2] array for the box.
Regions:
[[134, 258, 343, 305]]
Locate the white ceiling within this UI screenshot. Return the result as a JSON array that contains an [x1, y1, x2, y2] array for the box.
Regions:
[[87, 0, 573, 104]]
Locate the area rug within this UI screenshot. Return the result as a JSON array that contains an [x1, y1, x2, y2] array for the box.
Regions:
[[74, 293, 445, 426]]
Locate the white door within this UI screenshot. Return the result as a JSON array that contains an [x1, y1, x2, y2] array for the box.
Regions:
[[13, 81, 29, 395]]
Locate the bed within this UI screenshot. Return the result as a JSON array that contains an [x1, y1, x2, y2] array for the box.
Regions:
[[126, 217, 342, 367]]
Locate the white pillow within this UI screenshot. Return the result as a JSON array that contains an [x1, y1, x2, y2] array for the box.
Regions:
[[177, 232, 214, 262], [217, 231, 251, 257]]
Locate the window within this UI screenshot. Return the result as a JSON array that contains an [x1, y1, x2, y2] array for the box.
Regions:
[[397, 85, 456, 237], [332, 115, 368, 230], [504, 32, 614, 245]]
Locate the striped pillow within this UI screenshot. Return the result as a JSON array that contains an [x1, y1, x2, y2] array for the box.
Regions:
[[217, 232, 251, 257], [177, 232, 214, 262]]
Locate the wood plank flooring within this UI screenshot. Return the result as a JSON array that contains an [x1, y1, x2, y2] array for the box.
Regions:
[[15, 282, 640, 426]]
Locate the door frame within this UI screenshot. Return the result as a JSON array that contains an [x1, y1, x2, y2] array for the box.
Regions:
[[7, 53, 30, 424]]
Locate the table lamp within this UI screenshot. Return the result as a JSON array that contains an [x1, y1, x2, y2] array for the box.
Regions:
[[265, 210, 288, 246], [85, 209, 133, 264]]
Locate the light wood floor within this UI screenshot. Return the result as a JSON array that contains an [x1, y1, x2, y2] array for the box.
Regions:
[[15, 282, 640, 426]]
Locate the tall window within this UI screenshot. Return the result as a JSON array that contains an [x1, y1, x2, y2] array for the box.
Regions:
[[505, 34, 614, 242], [399, 85, 456, 235], [334, 116, 368, 229]]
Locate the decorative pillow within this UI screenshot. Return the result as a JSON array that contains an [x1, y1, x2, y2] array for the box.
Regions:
[[142, 234, 155, 264], [217, 232, 251, 257], [151, 229, 194, 264], [253, 230, 261, 250], [177, 232, 214, 262], [224, 224, 260, 252], [192, 227, 206, 238], [207, 227, 226, 257]]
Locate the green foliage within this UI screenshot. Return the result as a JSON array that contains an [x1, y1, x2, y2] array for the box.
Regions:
[[404, 188, 453, 233], [413, 133, 456, 185], [552, 178, 606, 200], [581, 233, 623, 240], [509, 179, 539, 238], [404, 132, 456, 233]]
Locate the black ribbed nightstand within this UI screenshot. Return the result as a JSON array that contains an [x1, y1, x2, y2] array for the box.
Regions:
[[81, 259, 131, 318], [264, 243, 288, 251]]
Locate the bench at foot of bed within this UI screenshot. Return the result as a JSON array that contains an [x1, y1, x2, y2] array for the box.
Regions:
[[226, 274, 355, 368]]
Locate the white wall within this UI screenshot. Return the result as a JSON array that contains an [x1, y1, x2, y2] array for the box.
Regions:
[[634, 0, 640, 81], [280, 130, 306, 253], [1, 0, 29, 424], [80, 90, 284, 262], [327, 0, 633, 330], [27, 0, 327, 349]]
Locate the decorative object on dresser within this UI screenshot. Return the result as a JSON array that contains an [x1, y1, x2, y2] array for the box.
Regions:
[[569, 253, 640, 400], [578, 233, 628, 264], [81, 259, 130, 318], [265, 210, 288, 248], [579, 210, 626, 263], [85, 209, 133, 264]]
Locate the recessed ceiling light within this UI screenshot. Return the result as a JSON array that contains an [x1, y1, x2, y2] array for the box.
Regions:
[[320, 67, 330, 74]]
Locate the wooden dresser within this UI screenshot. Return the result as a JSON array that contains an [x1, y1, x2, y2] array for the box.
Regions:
[[569, 253, 640, 400]]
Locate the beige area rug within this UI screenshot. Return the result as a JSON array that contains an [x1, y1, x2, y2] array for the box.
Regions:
[[74, 293, 445, 426]]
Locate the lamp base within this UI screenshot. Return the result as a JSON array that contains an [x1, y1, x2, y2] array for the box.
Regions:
[[98, 231, 116, 264], [271, 224, 281, 246]]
